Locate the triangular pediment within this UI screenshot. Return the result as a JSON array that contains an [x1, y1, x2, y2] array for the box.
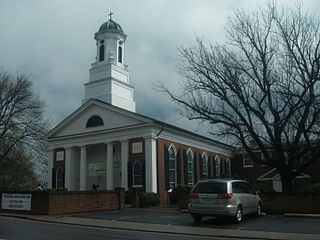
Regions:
[[45, 99, 152, 140]]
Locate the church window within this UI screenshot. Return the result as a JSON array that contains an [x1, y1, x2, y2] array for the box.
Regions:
[[99, 44, 105, 61], [118, 45, 123, 63], [86, 115, 104, 128], [186, 149, 194, 186], [168, 144, 177, 189], [202, 152, 208, 178], [243, 154, 254, 168], [226, 158, 232, 177], [132, 161, 143, 186], [215, 156, 221, 177], [56, 167, 64, 188]]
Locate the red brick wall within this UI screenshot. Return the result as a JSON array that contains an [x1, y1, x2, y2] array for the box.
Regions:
[[48, 190, 124, 215], [261, 192, 320, 214], [0, 190, 125, 215], [157, 138, 231, 205]]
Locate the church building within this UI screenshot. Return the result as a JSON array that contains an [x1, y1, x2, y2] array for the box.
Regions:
[[44, 14, 234, 204]]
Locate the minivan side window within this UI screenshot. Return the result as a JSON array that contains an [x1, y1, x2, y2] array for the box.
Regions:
[[232, 182, 242, 193], [245, 182, 256, 194]]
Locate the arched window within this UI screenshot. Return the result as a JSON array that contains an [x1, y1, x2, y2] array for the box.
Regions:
[[186, 149, 194, 186], [202, 152, 208, 178], [86, 115, 104, 128], [132, 161, 143, 186], [226, 159, 232, 177], [215, 156, 221, 177], [118, 45, 122, 63], [56, 167, 64, 188], [99, 44, 105, 61], [168, 144, 177, 189]]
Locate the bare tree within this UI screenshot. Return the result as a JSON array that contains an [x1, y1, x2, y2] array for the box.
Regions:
[[0, 71, 49, 190], [159, 3, 320, 192]]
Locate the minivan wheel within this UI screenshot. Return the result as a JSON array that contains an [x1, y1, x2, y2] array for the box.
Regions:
[[192, 214, 202, 223], [256, 203, 262, 217], [235, 206, 242, 223]]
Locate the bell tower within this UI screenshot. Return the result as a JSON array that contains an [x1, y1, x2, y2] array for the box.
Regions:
[[83, 12, 136, 112]]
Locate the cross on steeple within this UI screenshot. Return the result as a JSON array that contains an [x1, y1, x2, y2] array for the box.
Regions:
[[108, 11, 113, 20]]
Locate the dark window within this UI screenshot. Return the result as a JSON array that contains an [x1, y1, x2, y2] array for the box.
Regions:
[[193, 182, 227, 194], [133, 161, 143, 186], [118, 46, 122, 63], [56, 167, 64, 188], [232, 182, 241, 193], [99, 44, 105, 61], [215, 157, 221, 177], [232, 182, 255, 194], [86, 115, 104, 128]]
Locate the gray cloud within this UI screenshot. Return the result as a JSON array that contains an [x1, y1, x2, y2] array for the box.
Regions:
[[1, 0, 319, 140]]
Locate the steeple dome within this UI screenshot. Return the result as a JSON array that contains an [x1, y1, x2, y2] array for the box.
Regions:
[[98, 11, 124, 33], [83, 12, 136, 112], [99, 19, 123, 33]]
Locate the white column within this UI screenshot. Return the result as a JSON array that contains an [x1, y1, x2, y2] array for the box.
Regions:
[[145, 137, 158, 193], [65, 147, 72, 190], [106, 143, 114, 190], [80, 146, 87, 191], [47, 149, 54, 189], [121, 140, 129, 190]]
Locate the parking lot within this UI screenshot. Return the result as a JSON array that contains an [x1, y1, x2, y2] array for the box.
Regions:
[[76, 208, 320, 235]]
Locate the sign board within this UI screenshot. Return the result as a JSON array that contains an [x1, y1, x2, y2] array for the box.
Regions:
[[89, 163, 106, 176], [132, 142, 143, 154], [56, 151, 64, 161], [1, 193, 32, 211]]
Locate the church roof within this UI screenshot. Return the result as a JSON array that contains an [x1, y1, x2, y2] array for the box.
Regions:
[[99, 19, 123, 33], [44, 98, 234, 153]]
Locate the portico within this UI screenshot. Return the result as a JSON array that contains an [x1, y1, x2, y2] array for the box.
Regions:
[[47, 138, 134, 191]]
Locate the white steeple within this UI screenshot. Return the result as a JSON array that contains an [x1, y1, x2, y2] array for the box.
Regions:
[[83, 12, 136, 112]]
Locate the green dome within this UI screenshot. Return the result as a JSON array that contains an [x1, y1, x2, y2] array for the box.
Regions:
[[99, 19, 123, 33]]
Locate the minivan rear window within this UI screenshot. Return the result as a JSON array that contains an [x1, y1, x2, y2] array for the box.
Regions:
[[192, 182, 227, 194]]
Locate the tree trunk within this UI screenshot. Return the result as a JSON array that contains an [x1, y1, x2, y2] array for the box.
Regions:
[[279, 168, 294, 193]]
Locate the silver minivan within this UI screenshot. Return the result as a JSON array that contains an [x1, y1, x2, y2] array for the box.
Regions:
[[188, 179, 261, 223]]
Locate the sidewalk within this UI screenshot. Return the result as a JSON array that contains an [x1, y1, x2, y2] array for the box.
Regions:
[[1, 212, 320, 240]]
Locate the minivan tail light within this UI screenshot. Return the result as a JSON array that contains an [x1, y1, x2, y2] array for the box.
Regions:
[[189, 192, 199, 199], [217, 193, 233, 199]]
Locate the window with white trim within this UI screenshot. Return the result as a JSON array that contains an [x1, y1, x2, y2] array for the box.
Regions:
[[215, 156, 221, 177], [168, 145, 177, 189], [132, 161, 143, 186], [226, 159, 232, 177], [186, 149, 194, 186], [202, 152, 208, 178], [56, 167, 64, 188], [243, 154, 254, 168]]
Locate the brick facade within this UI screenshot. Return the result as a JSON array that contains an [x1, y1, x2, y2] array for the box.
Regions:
[[0, 190, 125, 215], [157, 138, 231, 205]]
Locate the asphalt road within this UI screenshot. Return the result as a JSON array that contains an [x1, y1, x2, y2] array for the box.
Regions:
[[76, 209, 320, 234], [0, 216, 239, 240]]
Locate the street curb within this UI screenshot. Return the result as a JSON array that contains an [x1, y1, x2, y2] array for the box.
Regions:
[[284, 213, 320, 219], [1, 212, 320, 240]]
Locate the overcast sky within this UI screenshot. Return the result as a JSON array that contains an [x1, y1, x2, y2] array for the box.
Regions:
[[1, 0, 319, 142]]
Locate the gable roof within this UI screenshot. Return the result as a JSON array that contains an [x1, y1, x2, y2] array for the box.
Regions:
[[44, 98, 234, 151]]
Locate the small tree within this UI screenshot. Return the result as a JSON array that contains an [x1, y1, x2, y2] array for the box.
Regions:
[[160, 3, 320, 192], [0, 71, 48, 190]]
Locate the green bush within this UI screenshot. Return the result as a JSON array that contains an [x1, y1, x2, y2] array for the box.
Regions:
[[140, 192, 159, 208], [174, 184, 192, 193], [168, 185, 192, 204], [301, 183, 320, 193]]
